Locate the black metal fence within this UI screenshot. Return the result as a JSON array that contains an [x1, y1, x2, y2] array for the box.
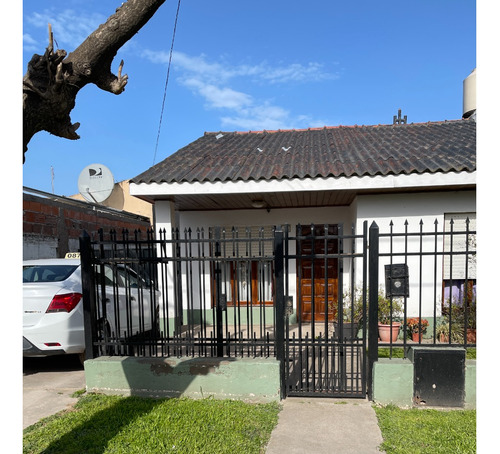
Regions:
[[80, 226, 281, 360], [79, 216, 476, 398], [367, 217, 476, 365]]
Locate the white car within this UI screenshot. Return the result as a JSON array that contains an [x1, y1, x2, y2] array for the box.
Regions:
[[23, 257, 159, 361]]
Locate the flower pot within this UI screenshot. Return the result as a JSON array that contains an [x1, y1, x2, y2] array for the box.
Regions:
[[411, 332, 422, 343], [378, 322, 401, 342], [467, 329, 476, 343], [333, 322, 359, 340]]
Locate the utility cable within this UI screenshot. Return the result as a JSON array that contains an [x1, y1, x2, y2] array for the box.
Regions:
[[153, 0, 182, 166]]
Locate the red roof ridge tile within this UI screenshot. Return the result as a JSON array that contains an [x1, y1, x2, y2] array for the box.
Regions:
[[203, 119, 465, 136]]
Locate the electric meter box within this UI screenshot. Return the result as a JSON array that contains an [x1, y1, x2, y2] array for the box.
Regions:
[[409, 347, 465, 407]]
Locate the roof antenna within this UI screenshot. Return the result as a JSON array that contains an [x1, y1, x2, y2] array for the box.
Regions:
[[393, 109, 407, 125]]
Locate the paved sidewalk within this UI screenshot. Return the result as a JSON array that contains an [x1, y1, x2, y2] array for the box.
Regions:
[[23, 356, 86, 429], [266, 397, 384, 454]]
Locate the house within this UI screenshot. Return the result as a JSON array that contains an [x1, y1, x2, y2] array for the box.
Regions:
[[69, 179, 153, 221], [84, 72, 476, 404], [129, 116, 476, 320]]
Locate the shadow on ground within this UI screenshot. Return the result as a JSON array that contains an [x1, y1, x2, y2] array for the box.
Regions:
[[23, 354, 83, 376]]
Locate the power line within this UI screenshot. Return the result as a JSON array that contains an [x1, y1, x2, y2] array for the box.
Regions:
[[153, 0, 182, 166]]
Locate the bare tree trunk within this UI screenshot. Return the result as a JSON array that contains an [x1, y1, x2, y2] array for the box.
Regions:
[[23, 0, 166, 162]]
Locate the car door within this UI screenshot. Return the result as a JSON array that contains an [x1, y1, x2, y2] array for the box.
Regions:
[[116, 266, 154, 334]]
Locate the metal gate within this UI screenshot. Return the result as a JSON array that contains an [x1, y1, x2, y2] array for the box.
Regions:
[[281, 223, 368, 397]]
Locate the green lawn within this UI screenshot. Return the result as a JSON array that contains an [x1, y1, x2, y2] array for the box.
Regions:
[[23, 394, 280, 454], [374, 405, 476, 453], [378, 347, 476, 359], [23, 392, 477, 454]]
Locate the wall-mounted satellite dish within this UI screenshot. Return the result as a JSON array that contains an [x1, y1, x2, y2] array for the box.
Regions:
[[78, 164, 115, 203]]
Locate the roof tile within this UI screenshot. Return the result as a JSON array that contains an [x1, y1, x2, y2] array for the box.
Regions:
[[132, 119, 476, 184]]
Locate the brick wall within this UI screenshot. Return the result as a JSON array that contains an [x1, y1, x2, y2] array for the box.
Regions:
[[23, 192, 152, 260]]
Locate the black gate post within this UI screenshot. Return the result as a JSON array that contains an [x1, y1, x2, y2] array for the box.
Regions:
[[213, 227, 224, 357], [367, 222, 379, 400], [80, 231, 97, 360], [274, 226, 286, 399]]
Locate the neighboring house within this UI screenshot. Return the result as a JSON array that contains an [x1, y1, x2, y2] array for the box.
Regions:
[[70, 179, 153, 221], [129, 116, 476, 320], [23, 186, 152, 260]]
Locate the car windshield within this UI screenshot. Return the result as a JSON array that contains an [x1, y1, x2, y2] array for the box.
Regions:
[[23, 265, 79, 283]]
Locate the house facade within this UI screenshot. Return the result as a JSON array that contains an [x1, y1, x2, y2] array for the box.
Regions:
[[129, 119, 476, 323]]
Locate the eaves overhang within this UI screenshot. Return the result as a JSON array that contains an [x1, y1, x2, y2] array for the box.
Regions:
[[132, 171, 474, 197], [129, 171, 476, 211]]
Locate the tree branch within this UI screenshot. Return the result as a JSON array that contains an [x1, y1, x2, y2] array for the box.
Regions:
[[23, 0, 167, 162]]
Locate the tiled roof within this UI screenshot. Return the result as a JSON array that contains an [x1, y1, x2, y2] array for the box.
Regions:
[[132, 119, 476, 184]]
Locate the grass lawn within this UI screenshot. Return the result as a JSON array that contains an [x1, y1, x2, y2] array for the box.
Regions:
[[378, 347, 476, 360], [23, 394, 280, 454], [374, 405, 476, 454]]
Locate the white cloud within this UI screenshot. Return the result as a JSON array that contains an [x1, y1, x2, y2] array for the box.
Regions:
[[183, 79, 253, 110], [23, 34, 38, 52], [221, 106, 328, 132], [221, 104, 291, 131], [142, 48, 338, 131], [260, 62, 337, 84], [25, 9, 106, 50], [144, 50, 337, 85]]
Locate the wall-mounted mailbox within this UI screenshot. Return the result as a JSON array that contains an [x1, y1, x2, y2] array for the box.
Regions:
[[385, 264, 409, 298]]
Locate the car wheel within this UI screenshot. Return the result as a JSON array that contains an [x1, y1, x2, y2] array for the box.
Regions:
[[97, 319, 114, 356]]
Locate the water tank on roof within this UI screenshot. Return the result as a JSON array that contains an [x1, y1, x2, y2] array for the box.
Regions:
[[463, 68, 476, 119]]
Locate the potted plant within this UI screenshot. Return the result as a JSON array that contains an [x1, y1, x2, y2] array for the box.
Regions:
[[377, 289, 403, 342], [465, 297, 476, 343], [332, 288, 364, 340], [439, 297, 475, 344], [436, 315, 465, 344], [406, 317, 429, 342]]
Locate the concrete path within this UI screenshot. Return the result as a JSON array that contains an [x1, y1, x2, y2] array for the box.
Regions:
[[23, 356, 86, 429], [266, 397, 384, 454]]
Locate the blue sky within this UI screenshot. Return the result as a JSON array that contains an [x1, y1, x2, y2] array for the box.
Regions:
[[21, 0, 476, 196]]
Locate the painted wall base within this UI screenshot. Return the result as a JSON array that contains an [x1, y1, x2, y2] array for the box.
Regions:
[[84, 356, 280, 403], [373, 358, 476, 408]]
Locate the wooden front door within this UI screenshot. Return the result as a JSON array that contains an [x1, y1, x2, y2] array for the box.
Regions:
[[297, 225, 339, 322]]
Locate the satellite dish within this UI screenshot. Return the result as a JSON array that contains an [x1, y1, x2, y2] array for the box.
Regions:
[[78, 164, 114, 203]]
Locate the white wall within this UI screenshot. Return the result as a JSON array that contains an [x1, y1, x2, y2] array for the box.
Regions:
[[173, 205, 359, 313], [23, 234, 58, 260], [355, 190, 476, 316], [178, 205, 356, 233]]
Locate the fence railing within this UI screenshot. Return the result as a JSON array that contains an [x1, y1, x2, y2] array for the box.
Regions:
[[80, 217, 476, 365], [368, 217, 476, 363], [80, 226, 281, 360]]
